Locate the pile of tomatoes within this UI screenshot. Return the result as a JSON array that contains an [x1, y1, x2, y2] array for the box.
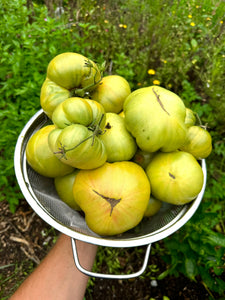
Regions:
[[26, 52, 212, 236]]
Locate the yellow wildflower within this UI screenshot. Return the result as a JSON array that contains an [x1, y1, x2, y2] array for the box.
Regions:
[[196, 5, 200, 8], [104, 20, 109, 23], [168, 83, 172, 88], [190, 22, 196, 26], [153, 80, 160, 85], [188, 15, 192, 18], [119, 24, 127, 28], [148, 69, 156, 75], [163, 60, 167, 63], [220, 20, 224, 24]]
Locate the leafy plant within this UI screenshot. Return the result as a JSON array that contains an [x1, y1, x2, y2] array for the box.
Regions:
[[159, 197, 225, 296]]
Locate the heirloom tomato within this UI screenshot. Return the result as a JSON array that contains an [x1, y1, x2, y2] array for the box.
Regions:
[[144, 196, 162, 217], [146, 151, 204, 205], [52, 97, 106, 130], [54, 170, 81, 211], [40, 52, 102, 118], [90, 75, 131, 113], [26, 125, 74, 177], [179, 125, 212, 159], [99, 113, 137, 162], [40, 78, 70, 119], [73, 161, 151, 236], [123, 86, 187, 152], [47, 52, 101, 91], [48, 97, 107, 169]]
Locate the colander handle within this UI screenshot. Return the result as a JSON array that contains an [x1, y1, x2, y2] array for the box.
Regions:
[[71, 238, 151, 279]]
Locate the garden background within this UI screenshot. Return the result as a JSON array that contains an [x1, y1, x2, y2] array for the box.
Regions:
[[0, 0, 225, 299]]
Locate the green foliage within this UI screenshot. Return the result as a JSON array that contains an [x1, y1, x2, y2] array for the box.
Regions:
[[0, 0, 224, 296], [159, 198, 225, 295]]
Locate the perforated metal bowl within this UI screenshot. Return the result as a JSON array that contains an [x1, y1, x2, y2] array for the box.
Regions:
[[14, 109, 207, 279]]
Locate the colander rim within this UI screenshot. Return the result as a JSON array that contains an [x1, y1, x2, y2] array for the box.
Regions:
[[14, 109, 207, 248]]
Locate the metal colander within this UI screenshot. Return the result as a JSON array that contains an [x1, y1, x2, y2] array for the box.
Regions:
[[14, 109, 207, 279]]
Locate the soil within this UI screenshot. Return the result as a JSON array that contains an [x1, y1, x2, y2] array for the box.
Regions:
[[0, 199, 217, 300]]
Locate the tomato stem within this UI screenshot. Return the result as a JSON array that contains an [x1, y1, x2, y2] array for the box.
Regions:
[[194, 112, 202, 126], [72, 59, 103, 98], [194, 112, 209, 129]]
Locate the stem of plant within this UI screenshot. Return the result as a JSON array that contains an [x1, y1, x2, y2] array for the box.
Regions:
[[72, 59, 103, 97]]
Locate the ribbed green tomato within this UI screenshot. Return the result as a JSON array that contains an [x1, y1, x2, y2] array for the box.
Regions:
[[146, 151, 204, 205], [52, 97, 106, 130], [48, 124, 107, 170], [99, 113, 137, 162], [90, 75, 131, 113], [40, 78, 70, 119], [54, 170, 81, 211], [179, 126, 212, 159], [26, 125, 74, 177], [123, 86, 187, 152], [40, 52, 102, 118], [48, 97, 107, 169], [73, 161, 151, 236], [47, 52, 101, 90]]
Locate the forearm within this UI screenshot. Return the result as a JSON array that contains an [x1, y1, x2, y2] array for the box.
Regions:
[[10, 234, 97, 300]]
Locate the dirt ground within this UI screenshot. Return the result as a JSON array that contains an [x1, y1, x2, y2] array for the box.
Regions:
[[0, 199, 216, 300]]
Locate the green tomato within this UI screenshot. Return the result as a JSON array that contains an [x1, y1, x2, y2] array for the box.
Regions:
[[73, 161, 150, 236], [146, 151, 204, 205], [52, 97, 93, 128], [49, 97, 107, 169], [40, 78, 70, 119], [52, 97, 106, 130], [99, 113, 137, 162], [179, 126, 212, 159], [54, 170, 81, 211], [40, 52, 102, 118], [123, 86, 187, 152], [144, 196, 162, 217], [48, 124, 107, 169], [26, 125, 74, 177], [84, 99, 107, 131], [90, 75, 131, 113], [47, 52, 101, 90]]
